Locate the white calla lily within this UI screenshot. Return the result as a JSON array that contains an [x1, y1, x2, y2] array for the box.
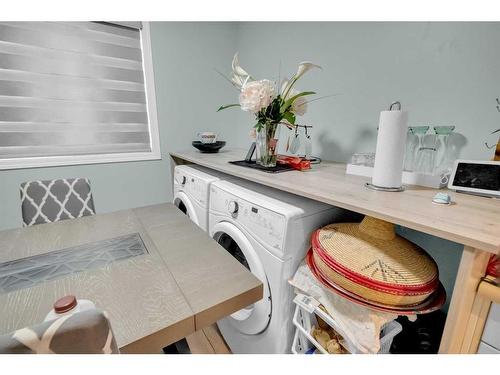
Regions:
[[280, 78, 290, 97], [294, 62, 322, 81], [230, 74, 244, 88], [288, 89, 308, 116], [232, 53, 250, 77]]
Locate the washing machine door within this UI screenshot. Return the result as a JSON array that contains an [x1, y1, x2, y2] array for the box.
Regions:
[[212, 221, 271, 335], [173, 191, 200, 227]]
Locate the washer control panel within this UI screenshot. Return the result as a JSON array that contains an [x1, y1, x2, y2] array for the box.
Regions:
[[211, 187, 286, 252], [174, 169, 208, 206]]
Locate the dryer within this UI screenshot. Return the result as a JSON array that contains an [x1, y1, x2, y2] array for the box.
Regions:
[[173, 165, 230, 232], [208, 179, 346, 353]]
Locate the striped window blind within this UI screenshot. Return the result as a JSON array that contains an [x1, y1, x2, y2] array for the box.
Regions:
[[0, 22, 158, 168]]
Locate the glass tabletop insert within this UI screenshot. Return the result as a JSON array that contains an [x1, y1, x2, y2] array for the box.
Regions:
[[0, 233, 148, 293]]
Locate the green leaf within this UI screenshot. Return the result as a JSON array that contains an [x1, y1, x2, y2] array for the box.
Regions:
[[280, 91, 316, 112], [282, 111, 296, 125], [217, 104, 240, 112]]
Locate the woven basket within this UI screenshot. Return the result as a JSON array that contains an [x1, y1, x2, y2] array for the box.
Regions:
[[310, 216, 439, 307]]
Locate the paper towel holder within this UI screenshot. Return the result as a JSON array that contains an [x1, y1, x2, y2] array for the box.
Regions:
[[365, 100, 406, 192], [388, 101, 401, 111], [365, 183, 405, 192]]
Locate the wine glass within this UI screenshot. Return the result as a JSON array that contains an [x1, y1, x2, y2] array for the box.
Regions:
[[411, 126, 429, 172], [414, 126, 439, 175], [434, 126, 456, 175], [404, 127, 419, 171]]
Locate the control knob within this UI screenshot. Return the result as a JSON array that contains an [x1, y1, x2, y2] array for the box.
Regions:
[[228, 201, 239, 215]]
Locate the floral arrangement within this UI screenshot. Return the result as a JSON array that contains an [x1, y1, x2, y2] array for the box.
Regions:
[[218, 53, 321, 167]]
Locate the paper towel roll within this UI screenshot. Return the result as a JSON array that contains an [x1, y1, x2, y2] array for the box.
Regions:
[[372, 109, 408, 188]]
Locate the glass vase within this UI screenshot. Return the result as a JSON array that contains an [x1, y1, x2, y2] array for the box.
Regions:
[[255, 121, 279, 167]]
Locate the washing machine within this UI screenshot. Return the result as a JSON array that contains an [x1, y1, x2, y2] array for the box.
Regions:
[[173, 165, 230, 232], [208, 179, 346, 353]]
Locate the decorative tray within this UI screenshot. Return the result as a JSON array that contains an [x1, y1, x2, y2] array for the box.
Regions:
[[229, 160, 294, 173]]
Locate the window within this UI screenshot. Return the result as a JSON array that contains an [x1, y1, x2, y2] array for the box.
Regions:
[[0, 22, 160, 170]]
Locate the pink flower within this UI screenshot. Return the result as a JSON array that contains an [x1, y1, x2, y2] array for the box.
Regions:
[[239, 79, 276, 113]]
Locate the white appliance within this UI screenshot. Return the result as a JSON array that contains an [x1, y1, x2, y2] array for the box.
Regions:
[[173, 165, 230, 232], [208, 179, 346, 353]]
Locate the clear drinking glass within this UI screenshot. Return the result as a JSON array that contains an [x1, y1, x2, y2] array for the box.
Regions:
[[433, 126, 455, 174], [415, 128, 438, 175], [404, 127, 419, 171], [411, 126, 429, 172]]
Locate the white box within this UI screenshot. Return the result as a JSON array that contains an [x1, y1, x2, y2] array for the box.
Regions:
[[346, 164, 448, 189]]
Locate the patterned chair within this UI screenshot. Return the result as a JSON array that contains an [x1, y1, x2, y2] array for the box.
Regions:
[[0, 309, 119, 354], [20, 178, 95, 227]]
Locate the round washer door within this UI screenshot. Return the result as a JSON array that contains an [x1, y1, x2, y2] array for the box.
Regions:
[[212, 221, 271, 335], [173, 191, 200, 227]]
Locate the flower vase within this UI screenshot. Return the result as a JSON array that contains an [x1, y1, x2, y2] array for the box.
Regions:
[[255, 121, 279, 167]]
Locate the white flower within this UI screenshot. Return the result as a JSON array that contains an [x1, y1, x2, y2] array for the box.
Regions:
[[230, 74, 247, 88], [280, 78, 290, 96], [232, 53, 249, 77], [230, 53, 251, 89], [294, 62, 322, 81], [239, 79, 276, 113], [288, 89, 308, 116]]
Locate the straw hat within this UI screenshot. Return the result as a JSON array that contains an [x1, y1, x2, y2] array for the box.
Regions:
[[310, 216, 439, 307]]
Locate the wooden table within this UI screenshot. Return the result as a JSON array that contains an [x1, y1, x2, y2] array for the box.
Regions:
[[170, 148, 500, 354], [0, 203, 262, 353]]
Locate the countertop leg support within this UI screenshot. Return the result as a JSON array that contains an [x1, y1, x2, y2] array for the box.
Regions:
[[438, 246, 490, 353]]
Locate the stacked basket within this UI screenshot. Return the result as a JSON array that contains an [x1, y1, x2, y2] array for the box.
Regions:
[[307, 216, 445, 313]]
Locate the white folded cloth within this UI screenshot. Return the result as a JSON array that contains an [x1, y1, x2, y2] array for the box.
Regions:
[[290, 261, 416, 353]]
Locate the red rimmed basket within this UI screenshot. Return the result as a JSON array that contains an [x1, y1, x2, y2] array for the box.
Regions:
[[306, 250, 446, 315], [310, 216, 440, 307]]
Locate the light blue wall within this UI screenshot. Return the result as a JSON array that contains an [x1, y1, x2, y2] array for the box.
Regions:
[[234, 22, 500, 162], [232, 22, 500, 311], [396, 226, 463, 312], [0, 22, 240, 230]]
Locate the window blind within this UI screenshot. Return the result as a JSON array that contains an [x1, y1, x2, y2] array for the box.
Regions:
[[0, 21, 153, 160]]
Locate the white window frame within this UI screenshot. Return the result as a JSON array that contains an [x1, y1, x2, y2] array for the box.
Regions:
[[0, 22, 161, 170]]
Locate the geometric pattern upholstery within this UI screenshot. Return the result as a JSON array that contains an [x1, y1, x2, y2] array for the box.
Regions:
[[20, 178, 95, 227], [0, 309, 119, 354]]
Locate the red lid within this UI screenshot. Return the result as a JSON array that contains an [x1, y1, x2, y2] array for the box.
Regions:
[[54, 295, 77, 314], [486, 255, 499, 278]]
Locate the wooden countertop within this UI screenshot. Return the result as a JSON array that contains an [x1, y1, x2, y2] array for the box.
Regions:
[[170, 148, 500, 254], [0, 203, 262, 353]]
